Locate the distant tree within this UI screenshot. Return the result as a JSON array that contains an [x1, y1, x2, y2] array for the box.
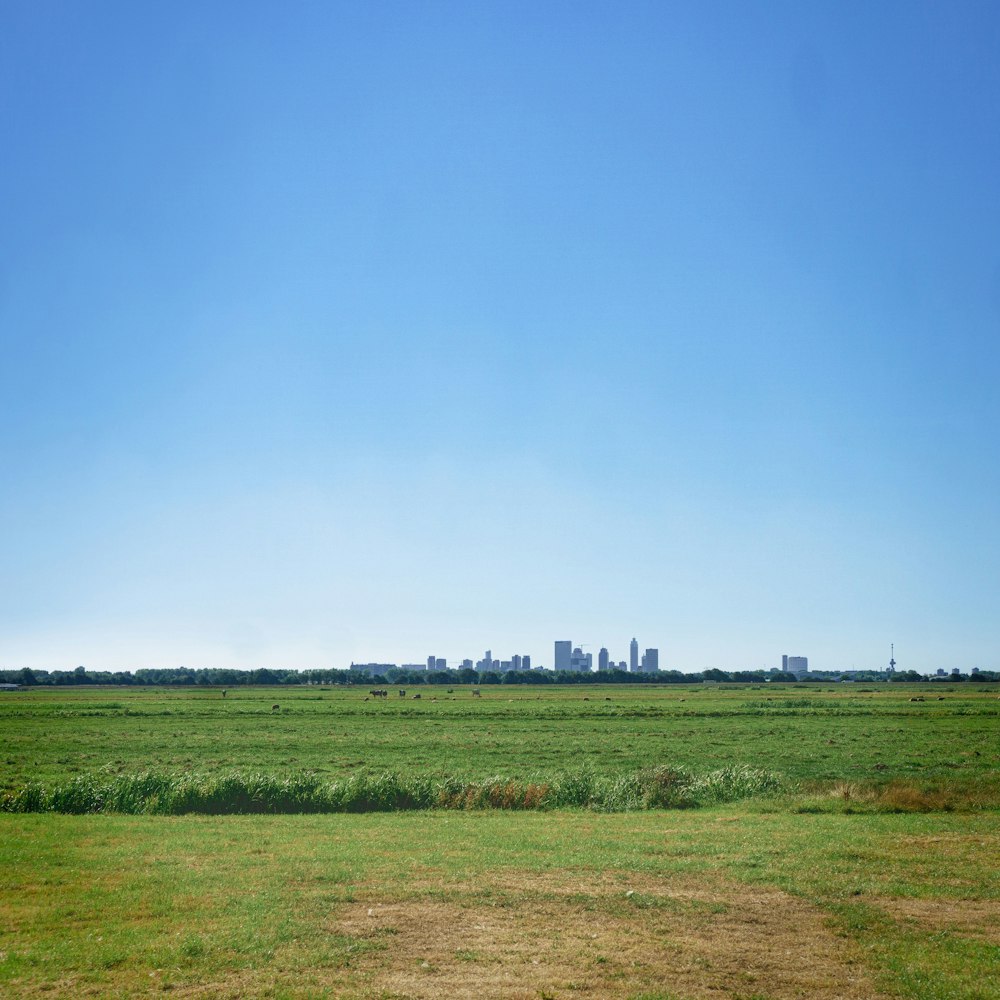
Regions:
[[702, 668, 731, 683]]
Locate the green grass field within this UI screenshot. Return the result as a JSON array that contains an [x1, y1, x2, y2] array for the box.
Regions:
[[2, 683, 998, 792], [2, 683, 998, 997]]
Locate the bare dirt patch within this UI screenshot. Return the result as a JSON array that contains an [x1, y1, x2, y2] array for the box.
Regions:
[[326, 870, 891, 999]]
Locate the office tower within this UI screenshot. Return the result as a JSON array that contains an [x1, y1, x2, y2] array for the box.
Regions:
[[641, 648, 659, 672], [782, 654, 788, 672], [598, 647, 610, 671], [630, 638, 639, 673], [570, 647, 593, 672], [512, 654, 522, 671], [461, 659, 473, 670], [523, 654, 531, 670], [554, 640, 572, 672], [786, 656, 807, 677], [427, 655, 435, 671], [435, 658, 447, 671]]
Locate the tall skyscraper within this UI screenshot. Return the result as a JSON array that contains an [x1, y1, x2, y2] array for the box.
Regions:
[[554, 640, 572, 672], [641, 648, 659, 673], [522, 654, 531, 670], [598, 647, 610, 671], [427, 655, 435, 670], [630, 638, 639, 673], [570, 647, 593, 672]]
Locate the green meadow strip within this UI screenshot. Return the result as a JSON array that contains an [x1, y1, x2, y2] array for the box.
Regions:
[[0, 764, 784, 815]]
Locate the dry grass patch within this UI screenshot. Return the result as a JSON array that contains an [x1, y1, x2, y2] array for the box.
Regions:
[[324, 870, 891, 999], [875, 897, 1000, 945]]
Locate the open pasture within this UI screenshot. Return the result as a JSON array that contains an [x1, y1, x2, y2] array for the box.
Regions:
[[2, 683, 998, 796], [2, 684, 999, 998]]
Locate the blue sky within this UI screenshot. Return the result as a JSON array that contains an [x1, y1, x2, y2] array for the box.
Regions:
[[2, 1, 999, 673]]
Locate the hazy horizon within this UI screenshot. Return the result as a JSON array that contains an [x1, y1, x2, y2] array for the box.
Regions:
[[3, 2, 999, 674]]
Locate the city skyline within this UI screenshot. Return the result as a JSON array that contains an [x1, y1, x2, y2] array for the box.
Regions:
[[3, 4, 1000, 675]]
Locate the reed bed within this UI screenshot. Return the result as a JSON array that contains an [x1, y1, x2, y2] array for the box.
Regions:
[[0, 764, 783, 815]]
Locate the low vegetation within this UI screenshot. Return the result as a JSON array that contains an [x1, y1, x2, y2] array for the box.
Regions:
[[1, 763, 784, 815]]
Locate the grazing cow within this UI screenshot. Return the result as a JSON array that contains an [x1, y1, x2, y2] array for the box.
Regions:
[[222, 689, 227, 698], [412, 693, 421, 699], [399, 689, 406, 697], [447, 688, 454, 694], [271, 704, 280, 712], [472, 690, 481, 698]]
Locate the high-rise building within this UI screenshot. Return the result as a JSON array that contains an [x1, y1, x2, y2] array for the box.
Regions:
[[598, 647, 610, 671], [512, 654, 522, 671], [522, 654, 531, 670], [554, 640, 572, 672], [786, 656, 808, 677], [435, 657, 447, 671], [427, 655, 436, 671], [570, 647, 593, 672], [641, 648, 659, 672], [630, 638, 639, 673]]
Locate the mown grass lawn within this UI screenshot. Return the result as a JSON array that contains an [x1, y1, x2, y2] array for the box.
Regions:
[[2, 808, 999, 998]]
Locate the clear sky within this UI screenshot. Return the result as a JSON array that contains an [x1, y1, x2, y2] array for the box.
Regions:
[[3, 1, 999, 674]]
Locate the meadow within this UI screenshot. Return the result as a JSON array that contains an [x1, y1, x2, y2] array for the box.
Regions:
[[1, 683, 998, 998]]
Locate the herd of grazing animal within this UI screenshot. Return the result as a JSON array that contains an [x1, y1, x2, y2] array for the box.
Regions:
[[220, 687, 492, 707]]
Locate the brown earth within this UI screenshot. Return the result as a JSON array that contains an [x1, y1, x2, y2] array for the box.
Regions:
[[312, 870, 892, 999]]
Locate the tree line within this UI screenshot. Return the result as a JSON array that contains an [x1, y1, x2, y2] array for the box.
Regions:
[[1, 665, 996, 687]]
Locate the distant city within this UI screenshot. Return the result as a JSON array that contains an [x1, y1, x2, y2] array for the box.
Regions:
[[343, 642, 987, 680], [2, 638, 995, 689], [342, 641, 993, 682], [353, 638, 662, 678]]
